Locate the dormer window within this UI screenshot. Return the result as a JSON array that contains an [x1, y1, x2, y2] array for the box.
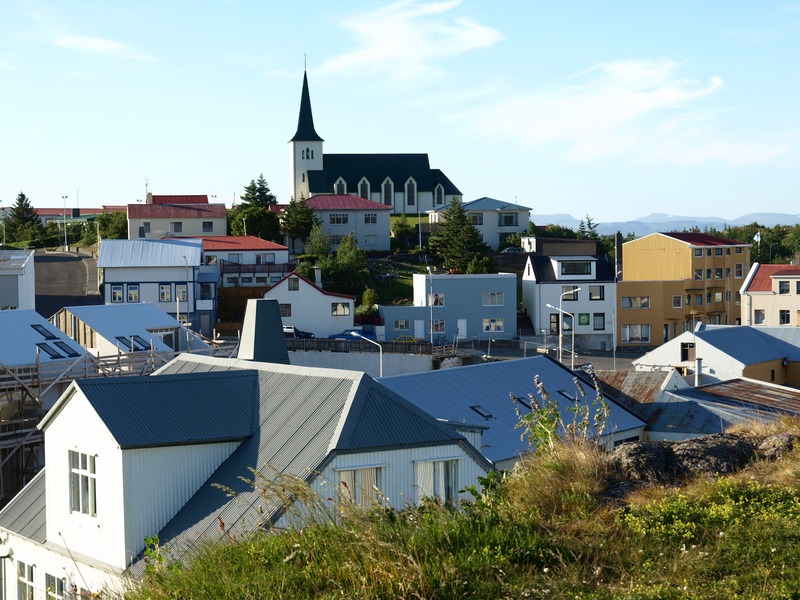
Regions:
[[560, 261, 591, 275], [334, 178, 346, 195], [358, 178, 370, 200], [405, 179, 416, 206]]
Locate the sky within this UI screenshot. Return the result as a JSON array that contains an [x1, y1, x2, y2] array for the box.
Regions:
[[1, 0, 799, 223]]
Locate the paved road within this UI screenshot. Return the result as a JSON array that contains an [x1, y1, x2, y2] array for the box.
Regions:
[[34, 251, 101, 319]]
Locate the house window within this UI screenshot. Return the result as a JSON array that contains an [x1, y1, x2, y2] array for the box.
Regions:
[[334, 178, 346, 195], [127, 284, 139, 303], [706, 249, 712, 256], [241, 276, 253, 284], [364, 213, 377, 225], [694, 269, 703, 280], [621, 296, 649, 309], [706, 292, 712, 304], [329, 213, 348, 225], [330, 235, 345, 245], [200, 283, 213, 300], [706, 269, 711, 279], [142, 221, 151, 234], [170, 221, 182, 234], [592, 313, 605, 330], [332, 302, 351, 316], [589, 285, 604, 301], [416, 460, 458, 504], [339, 467, 382, 508], [255, 253, 275, 265], [364, 235, 377, 246], [435, 185, 444, 205], [482, 291, 504, 306], [225, 276, 238, 286], [176, 284, 187, 302], [715, 268, 723, 279], [431, 293, 445, 306], [382, 179, 393, 205], [561, 313, 574, 331], [228, 253, 242, 263], [672, 295, 682, 308], [694, 294, 703, 305], [111, 284, 123, 303], [549, 313, 559, 334], [735, 247, 743, 254], [780, 310, 790, 324], [714, 291, 723, 303], [359, 179, 370, 199], [714, 247, 723, 255], [779, 281, 790, 294], [202, 221, 213, 233], [693, 248, 703, 256], [735, 263, 744, 278], [17, 560, 34, 600], [498, 213, 518, 227], [432, 319, 445, 333], [482, 318, 504, 332], [621, 324, 650, 343], [561, 261, 591, 275], [405, 179, 416, 206], [159, 284, 171, 302], [46, 573, 66, 600], [205, 254, 217, 266], [69, 450, 97, 516], [562, 285, 579, 301], [394, 319, 410, 331], [469, 213, 483, 226], [279, 304, 291, 317], [288, 277, 300, 291]]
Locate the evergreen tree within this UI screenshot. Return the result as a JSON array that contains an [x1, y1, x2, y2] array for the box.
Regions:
[[96, 211, 128, 239], [6, 192, 43, 244], [428, 198, 493, 272], [303, 223, 333, 260], [333, 233, 368, 286], [392, 213, 415, 249], [281, 196, 317, 252], [240, 174, 277, 207], [228, 205, 281, 242]]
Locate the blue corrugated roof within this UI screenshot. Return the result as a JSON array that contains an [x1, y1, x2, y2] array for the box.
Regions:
[[695, 326, 787, 364], [0, 309, 85, 365], [68, 371, 258, 448], [97, 238, 202, 268], [379, 356, 644, 465]]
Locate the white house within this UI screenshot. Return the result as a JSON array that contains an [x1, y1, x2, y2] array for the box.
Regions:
[[289, 71, 462, 214], [0, 249, 35, 311], [429, 197, 531, 250], [379, 271, 518, 342], [97, 238, 209, 332], [296, 194, 393, 250], [521, 255, 617, 354], [0, 354, 490, 597], [264, 271, 355, 338]]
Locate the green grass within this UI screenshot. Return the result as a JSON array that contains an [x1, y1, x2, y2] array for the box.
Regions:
[[126, 420, 800, 600]]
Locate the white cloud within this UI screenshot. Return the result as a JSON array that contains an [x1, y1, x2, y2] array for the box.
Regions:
[[444, 58, 796, 166], [317, 0, 503, 78], [53, 35, 151, 61]]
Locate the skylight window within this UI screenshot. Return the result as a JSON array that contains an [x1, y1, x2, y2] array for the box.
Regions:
[[31, 324, 57, 340], [36, 343, 64, 359], [469, 405, 493, 420]]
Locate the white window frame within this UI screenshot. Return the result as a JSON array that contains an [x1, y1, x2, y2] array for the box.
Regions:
[[329, 213, 349, 225], [331, 302, 351, 316], [159, 284, 171, 302], [46, 573, 67, 600], [110, 284, 123, 303], [394, 319, 410, 331], [17, 560, 34, 600], [337, 466, 383, 508], [127, 284, 139, 303], [482, 291, 504, 306], [482, 318, 504, 332], [415, 459, 459, 504], [69, 450, 97, 516]]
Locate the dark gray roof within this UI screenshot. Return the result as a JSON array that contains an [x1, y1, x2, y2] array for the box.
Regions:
[[432, 196, 531, 212], [289, 71, 323, 142], [307, 153, 461, 196], [379, 355, 644, 465], [527, 254, 616, 283], [0, 469, 46, 543], [53, 371, 258, 449]]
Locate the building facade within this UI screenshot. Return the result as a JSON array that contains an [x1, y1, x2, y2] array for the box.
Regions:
[[429, 197, 531, 250], [740, 263, 800, 327]]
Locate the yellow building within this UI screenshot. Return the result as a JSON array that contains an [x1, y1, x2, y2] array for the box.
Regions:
[[618, 232, 751, 348]]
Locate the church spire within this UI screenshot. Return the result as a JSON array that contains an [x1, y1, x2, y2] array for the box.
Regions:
[[290, 70, 324, 142]]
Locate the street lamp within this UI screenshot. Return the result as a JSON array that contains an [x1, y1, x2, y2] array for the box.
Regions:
[[61, 195, 68, 251], [547, 286, 581, 369], [350, 331, 383, 377], [426, 266, 433, 344]]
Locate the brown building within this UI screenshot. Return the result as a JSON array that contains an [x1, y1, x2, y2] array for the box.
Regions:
[[618, 232, 751, 348]]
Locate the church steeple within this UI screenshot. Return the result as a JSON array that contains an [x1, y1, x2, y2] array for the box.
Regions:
[[290, 70, 323, 142]]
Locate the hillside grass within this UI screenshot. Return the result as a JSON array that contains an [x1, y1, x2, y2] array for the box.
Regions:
[[126, 419, 800, 600]]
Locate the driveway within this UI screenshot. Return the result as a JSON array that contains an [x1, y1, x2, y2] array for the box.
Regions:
[[35, 251, 102, 319]]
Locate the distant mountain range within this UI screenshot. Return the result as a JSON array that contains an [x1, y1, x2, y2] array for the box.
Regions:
[[529, 212, 800, 237]]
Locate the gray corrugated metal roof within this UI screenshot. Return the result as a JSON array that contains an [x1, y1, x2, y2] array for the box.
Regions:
[[124, 355, 479, 575], [0, 249, 34, 271], [64, 371, 259, 448], [0, 469, 46, 542], [97, 238, 202, 268], [695, 326, 787, 364], [379, 356, 645, 465], [0, 309, 86, 365]]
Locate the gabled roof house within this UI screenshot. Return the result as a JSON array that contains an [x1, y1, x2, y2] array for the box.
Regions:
[[429, 197, 532, 250], [740, 262, 800, 327]]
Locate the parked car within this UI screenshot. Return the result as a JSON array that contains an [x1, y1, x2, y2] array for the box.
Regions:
[[394, 335, 420, 343], [283, 326, 315, 339], [500, 246, 526, 254], [328, 328, 377, 341]]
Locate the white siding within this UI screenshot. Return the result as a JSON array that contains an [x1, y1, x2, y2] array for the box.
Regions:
[[265, 277, 354, 337], [121, 442, 240, 566]]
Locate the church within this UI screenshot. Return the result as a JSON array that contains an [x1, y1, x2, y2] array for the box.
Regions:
[[289, 71, 463, 214]]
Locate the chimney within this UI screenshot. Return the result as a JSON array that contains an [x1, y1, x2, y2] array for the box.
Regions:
[[614, 231, 623, 281], [694, 357, 702, 387], [237, 299, 290, 364], [146, 192, 153, 204], [314, 267, 322, 288]]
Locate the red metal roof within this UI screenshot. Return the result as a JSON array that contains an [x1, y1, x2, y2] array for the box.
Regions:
[[151, 195, 208, 205], [748, 263, 800, 292], [191, 236, 287, 251], [662, 232, 748, 247], [128, 204, 228, 219], [307, 194, 392, 211]]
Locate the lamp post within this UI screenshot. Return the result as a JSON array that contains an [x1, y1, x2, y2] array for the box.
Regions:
[[0, 222, 5, 249], [350, 331, 383, 377], [426, 266, 433, 344], [546, 303, 578, 369], [61, 195, 68, 251]]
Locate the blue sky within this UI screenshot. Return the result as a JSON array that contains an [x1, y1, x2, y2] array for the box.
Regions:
[[1, 0, 799, 223]]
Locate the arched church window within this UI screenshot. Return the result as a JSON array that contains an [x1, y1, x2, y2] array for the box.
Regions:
[[382, 180, 393, 206], [406, 179, 416, 206], [359, 180, 369, 200], [335, 179, 346, 195], [435, 185, 444, 205]]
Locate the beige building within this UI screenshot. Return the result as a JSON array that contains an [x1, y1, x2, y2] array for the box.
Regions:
[[618, 232, 751, 348], [741, 263, 800, 327], [127, 194, 228, 240]]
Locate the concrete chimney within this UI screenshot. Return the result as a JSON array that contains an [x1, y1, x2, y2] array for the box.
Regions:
[[694, 357, 702, 387], [237, 298, 290, 364], [314, 267, 322, 288]]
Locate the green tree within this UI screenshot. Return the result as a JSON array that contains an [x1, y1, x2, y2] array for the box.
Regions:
[[303, 223, 333, 260], [96, 211, 128, 239], [228, 205, 281, 242], [240, 173, 277, 207], [281, 196, 317, 253], [428, 198, 492, 272], [392, 213, 415, 250], [333, 233, 368, 286], [357, 288, 379, 316], [5, 192, 43, 244]]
